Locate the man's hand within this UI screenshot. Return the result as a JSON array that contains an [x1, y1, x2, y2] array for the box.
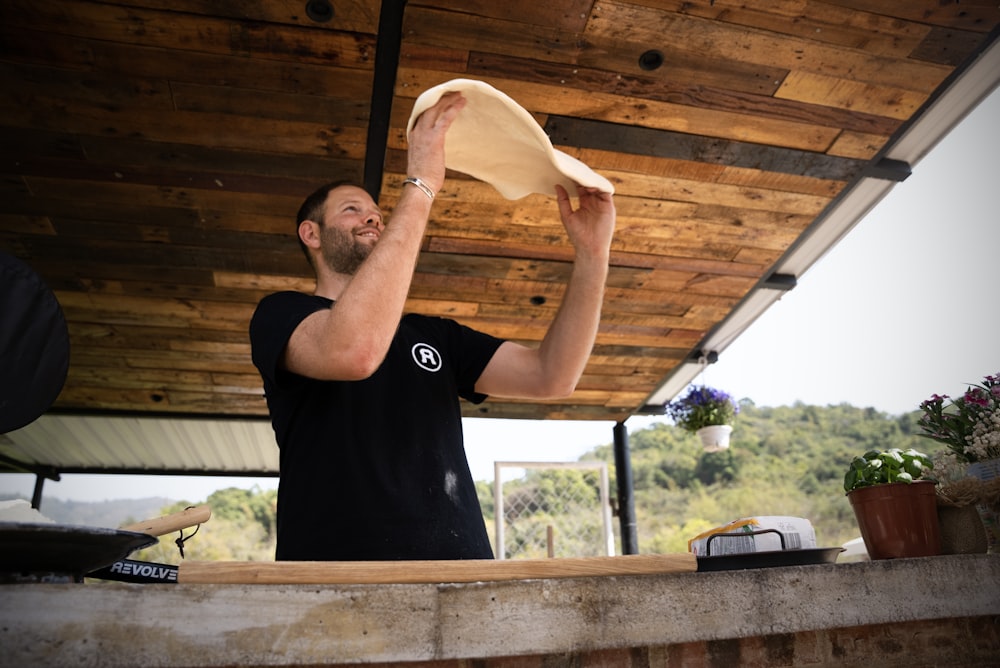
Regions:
[[555, 184, 616, 261], [406, 92, 467, 194], [475, 184, 615, 400]]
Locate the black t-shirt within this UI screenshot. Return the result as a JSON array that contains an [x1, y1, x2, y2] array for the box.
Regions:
[[249, 291, 505, 560]]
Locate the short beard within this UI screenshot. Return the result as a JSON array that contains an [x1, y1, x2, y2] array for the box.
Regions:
[[319, 224, 371, 275]]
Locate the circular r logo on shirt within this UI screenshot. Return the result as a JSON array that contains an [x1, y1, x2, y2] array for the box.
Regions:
[[411, 343, 442, 372]]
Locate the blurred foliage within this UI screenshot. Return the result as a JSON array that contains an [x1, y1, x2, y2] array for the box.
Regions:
[[129, 486, 276, 564], [119, 403, 947, 561], [580, 401, 937, 553]]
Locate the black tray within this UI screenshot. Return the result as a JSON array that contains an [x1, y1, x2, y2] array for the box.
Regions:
[[695, 527, 844, 571], [0, 522, 157, 577], [697, 546, 844, 571]]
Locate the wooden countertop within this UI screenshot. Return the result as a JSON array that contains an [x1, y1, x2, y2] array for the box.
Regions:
[[1, 554, 998, 667], [177, 553, 697, 584]]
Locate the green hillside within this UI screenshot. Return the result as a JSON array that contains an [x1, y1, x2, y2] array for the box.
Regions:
[[479, 401, 936, 555], [613, 401, 931, 552]]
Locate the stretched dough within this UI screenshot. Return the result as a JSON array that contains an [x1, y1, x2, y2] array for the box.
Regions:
[[406, 79, 614, 200]]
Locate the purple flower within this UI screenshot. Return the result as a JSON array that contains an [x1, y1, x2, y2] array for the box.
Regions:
[[917, 372, 1000, 464], [666, 385, 739, 433], [965, 388, 990, 407]]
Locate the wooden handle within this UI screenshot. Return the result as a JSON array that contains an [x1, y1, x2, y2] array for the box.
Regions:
[[178, 553, 697, 584], [120, 505, 212, 537]]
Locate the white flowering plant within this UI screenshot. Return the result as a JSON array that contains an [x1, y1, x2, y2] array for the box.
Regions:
[[918, 372, 1000, 465]]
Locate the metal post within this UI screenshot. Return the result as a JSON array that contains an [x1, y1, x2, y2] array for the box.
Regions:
[[599, 463, 614, 556], [613, 421, 638, 554], [31, 473, 45, 510], [494, 461, 505, 559], [364, 0, 407, 201]]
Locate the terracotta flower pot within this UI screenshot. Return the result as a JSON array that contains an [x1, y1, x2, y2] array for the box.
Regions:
[[847, 480, 941, 560]]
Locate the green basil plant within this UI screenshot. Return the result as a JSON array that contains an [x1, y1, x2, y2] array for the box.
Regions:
[[843, 448, 936, 493]]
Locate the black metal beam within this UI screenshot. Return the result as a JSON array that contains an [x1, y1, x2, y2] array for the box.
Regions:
[[364, 0, 408, 201], [0, 452, 59, 478], [862, 157, 912, 182], [761, 272, 797, 291], [613, 421, 638, 554], [0, 453, 61, 509], [31, 475, 45, 510], [13, 466, 278, 478], [544, 115, 868, 182]]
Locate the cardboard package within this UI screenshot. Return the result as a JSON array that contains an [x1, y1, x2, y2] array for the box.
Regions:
[[689, 516, 817, 556]]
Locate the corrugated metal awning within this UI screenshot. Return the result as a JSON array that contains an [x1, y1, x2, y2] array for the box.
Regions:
[[1, 414, 278, 478]]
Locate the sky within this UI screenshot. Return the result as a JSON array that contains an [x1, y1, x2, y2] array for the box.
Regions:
[[1, 87, 997, 508]]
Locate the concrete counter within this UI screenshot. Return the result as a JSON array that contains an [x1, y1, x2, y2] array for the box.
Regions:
[[1, 554, 998, 667]]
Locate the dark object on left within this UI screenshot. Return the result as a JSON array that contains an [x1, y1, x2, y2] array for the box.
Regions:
[[0, 523, 157, 581], [0, 252, 70, 434]]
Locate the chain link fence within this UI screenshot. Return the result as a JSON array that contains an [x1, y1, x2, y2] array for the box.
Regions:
[[493, 461, 614, 559]]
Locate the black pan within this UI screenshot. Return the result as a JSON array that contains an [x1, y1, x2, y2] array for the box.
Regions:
[[695, 527, 844, 572], [0, 522, 157, 577]]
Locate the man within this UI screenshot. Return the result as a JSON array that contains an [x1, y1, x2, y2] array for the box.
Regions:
[[250, 92, 616, 560]]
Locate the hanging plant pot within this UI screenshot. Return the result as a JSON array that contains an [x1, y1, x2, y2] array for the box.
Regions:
[[847, 480, 941, 559], [696, 424, 732, 452]]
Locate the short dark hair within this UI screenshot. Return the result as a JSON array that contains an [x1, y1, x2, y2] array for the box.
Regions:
[[295, 180, 366, 267]]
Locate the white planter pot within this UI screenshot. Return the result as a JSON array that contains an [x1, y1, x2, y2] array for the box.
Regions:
[[696, 424, 732, 452]]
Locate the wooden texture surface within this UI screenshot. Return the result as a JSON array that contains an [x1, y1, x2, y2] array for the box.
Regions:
[[1, 0, 997, 431], [178, 553, 698, 584], [119, 504, 212, 537]]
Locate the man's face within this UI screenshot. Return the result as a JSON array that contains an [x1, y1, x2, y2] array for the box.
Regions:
[[317, 186, 384, 275]]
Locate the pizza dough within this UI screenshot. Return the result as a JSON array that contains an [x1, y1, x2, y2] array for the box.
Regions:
[[406, 79, 614, 200]]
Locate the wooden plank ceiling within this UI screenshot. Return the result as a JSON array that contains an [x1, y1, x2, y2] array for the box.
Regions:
[[1, 0, 998, 427]]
